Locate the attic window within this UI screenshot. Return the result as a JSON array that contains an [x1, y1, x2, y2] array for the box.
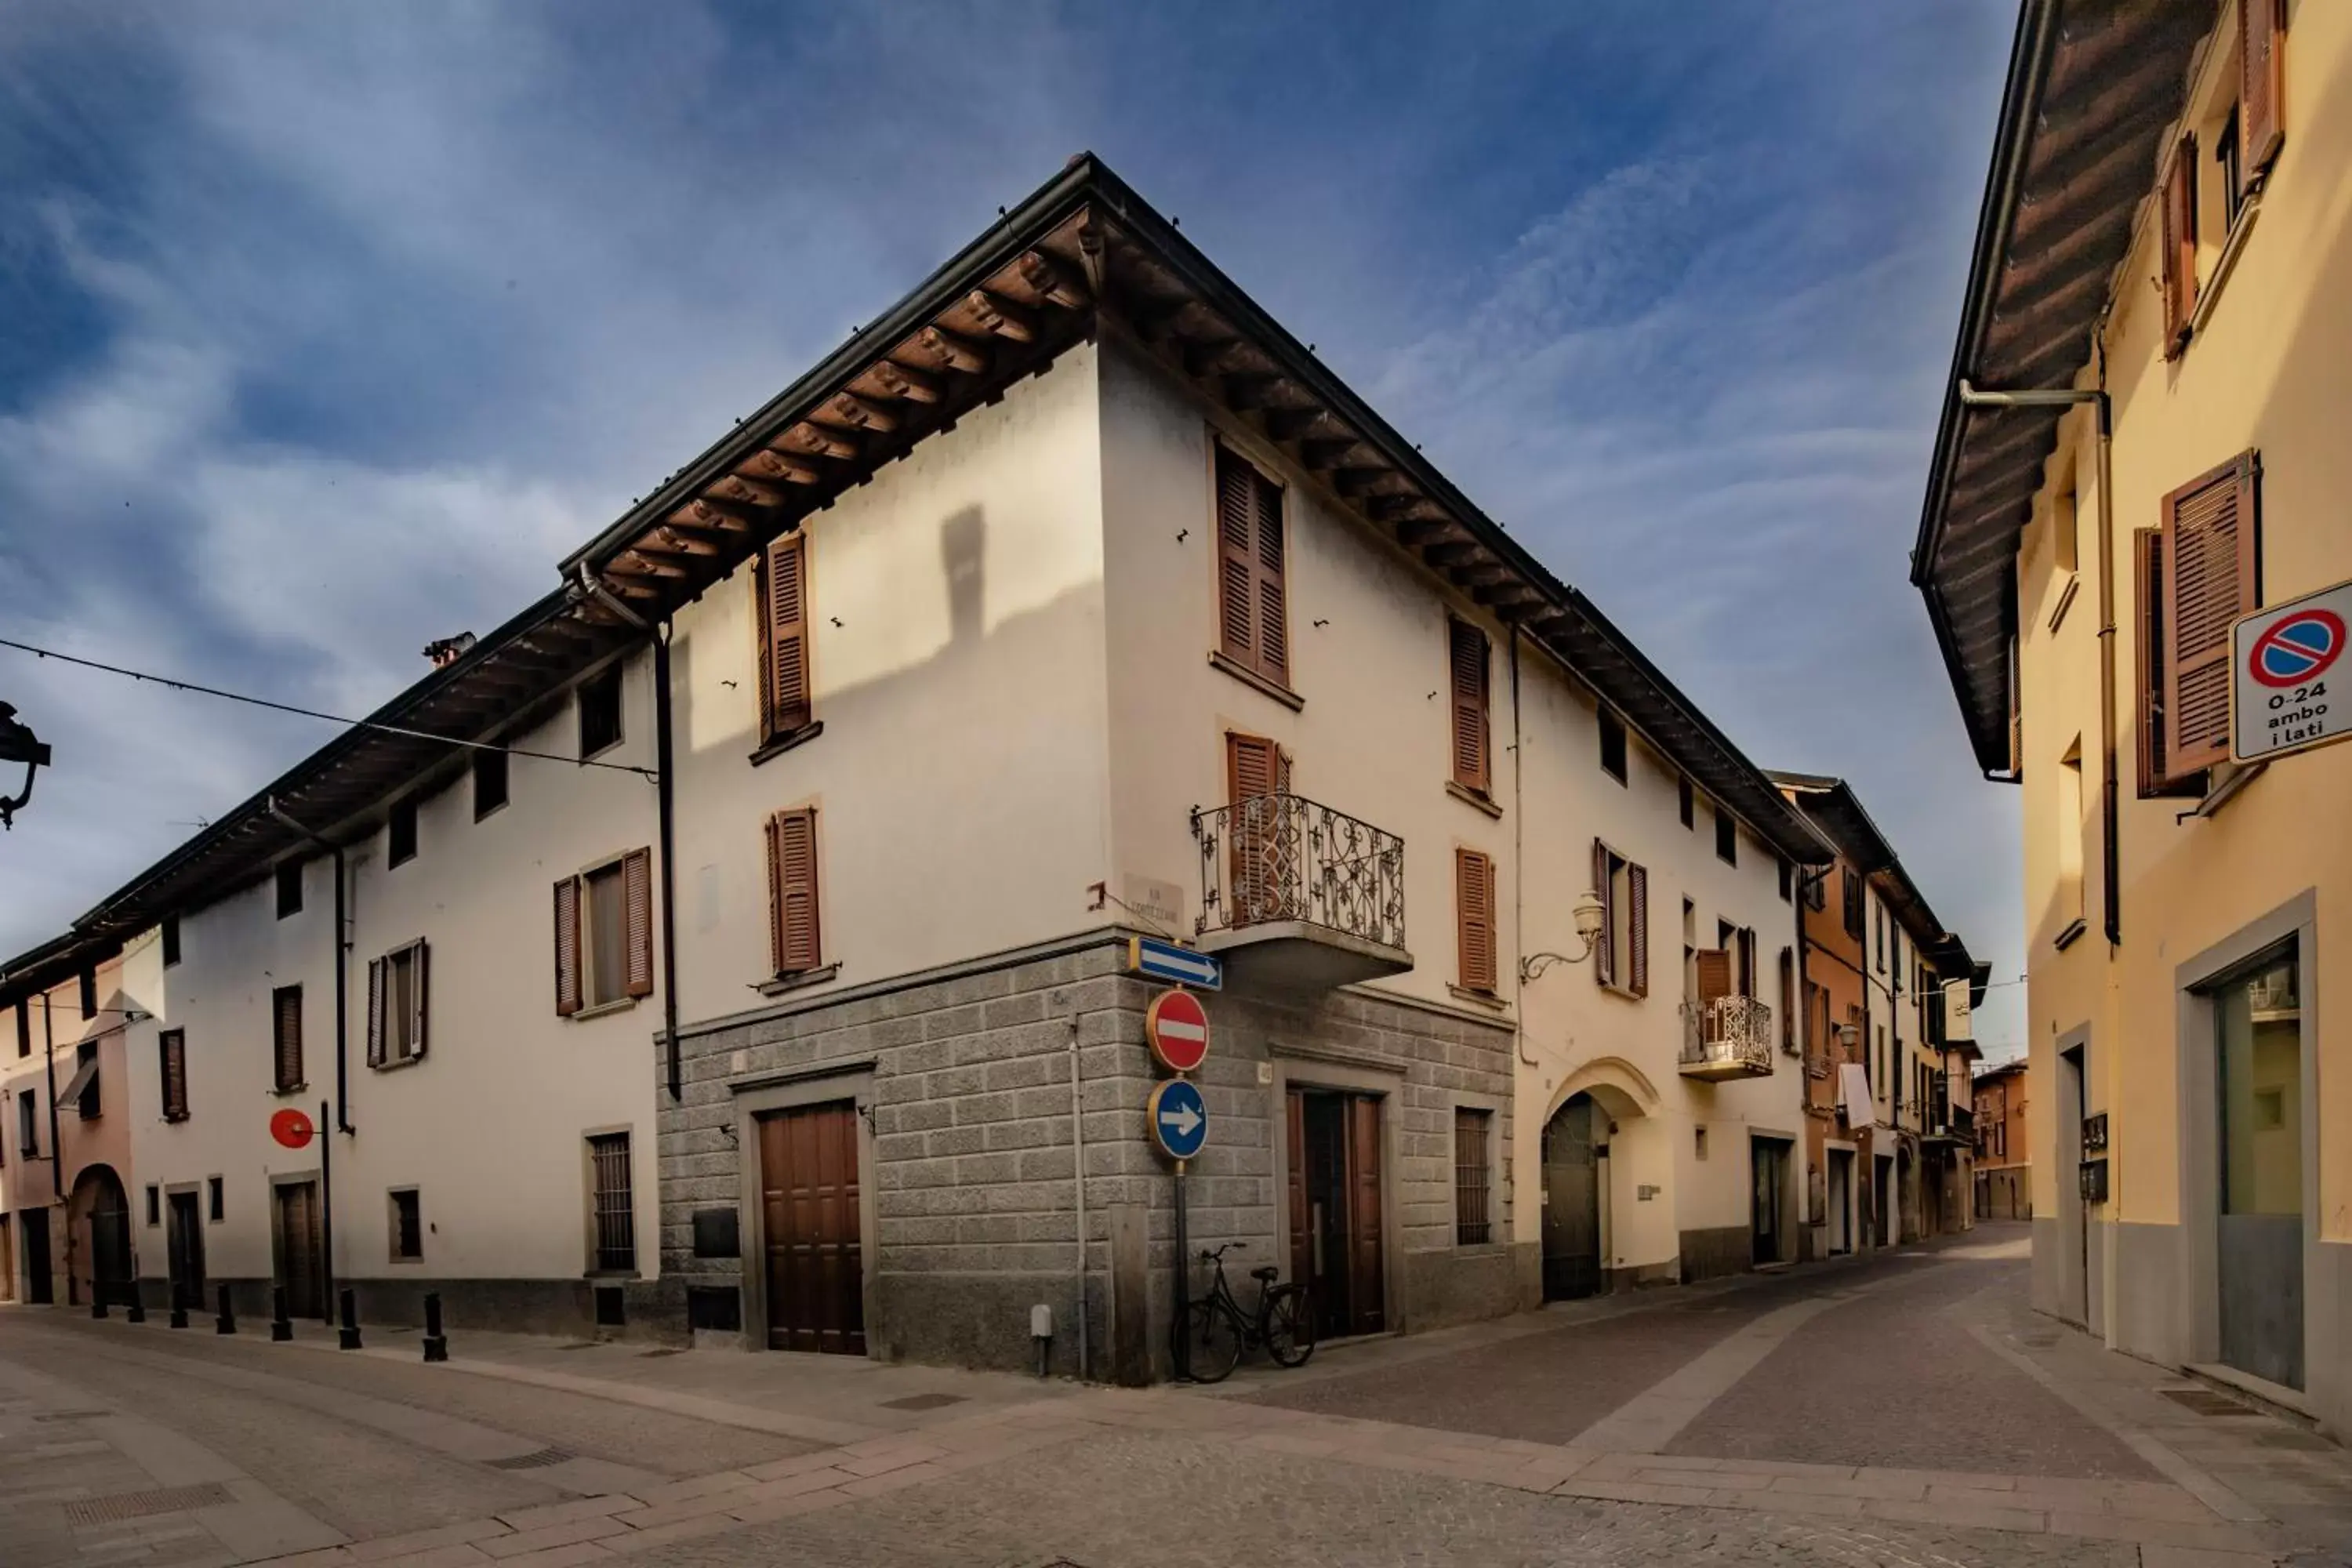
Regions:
[[1599, 710, 1628, 785], [579, 666, 623, 759]]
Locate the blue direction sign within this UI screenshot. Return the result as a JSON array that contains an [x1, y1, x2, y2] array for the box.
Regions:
[[1148, 1079, 1210, 1161], [1128, 935, 1222, 990]]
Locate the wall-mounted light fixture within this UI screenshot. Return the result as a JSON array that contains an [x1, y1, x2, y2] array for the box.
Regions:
[[1520, 890, 1606, 983], [0, 702, 50, 829]]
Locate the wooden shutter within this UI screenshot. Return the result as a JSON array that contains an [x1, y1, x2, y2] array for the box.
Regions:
[[1696, 948, 1732, 1004], [1214, 447, 1287, 686], [1456, 848, 1496, 993], [410, 941, 430, 1060], [1625, 862, 1649, 998], [623, 848, 655, 999], [768, 808, 821, 975], [762, 532, 810, 739], [2162, 453, 2259, 774], [1591, 840, 1613, 987], [2135, 528, 2203, 797], [274, 988, 303, 1091], [2161, 135, 2198, 355], [2241, 0, 2285, 180], [160, 1033, 187, 1121], [1228, 731, 1279, 802], [553, 877, 583, 1016], [1447, 617, 1490, 793], [1778, 948, 1795, 1049], [365, 957, 385, 1068]]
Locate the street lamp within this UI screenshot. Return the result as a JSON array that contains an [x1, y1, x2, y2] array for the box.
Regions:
[[1520, 889, 1608, 983], [0, 702, 51, 829]]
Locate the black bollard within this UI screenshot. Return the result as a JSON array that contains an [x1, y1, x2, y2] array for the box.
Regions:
[[422, 1291, 448, 1363], [270, 1286, 293, 1343], [169, 1284, 189, 1330], [216, 1283, 236, 1335], [126, 1290, 146, 1324], [337, 1288, 362, 1351], [92, 1290, 108, 1320]]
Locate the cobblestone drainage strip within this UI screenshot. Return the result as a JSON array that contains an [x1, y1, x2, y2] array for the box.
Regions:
[[64, 1483, 234, 1526], [484, 1446, 575, 1470], [33, 1410, 112, 1421], [879, 1393, 968, 1411], [2161, 1387, 2260, 1417]]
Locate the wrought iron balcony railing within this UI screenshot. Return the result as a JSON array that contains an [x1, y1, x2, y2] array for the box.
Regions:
[[1679, 995, 1774, 1080], [1192, 793, 1405, 952]]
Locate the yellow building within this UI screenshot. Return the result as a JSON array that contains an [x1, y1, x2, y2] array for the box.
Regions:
[[1913, 0, 2348, 1435]]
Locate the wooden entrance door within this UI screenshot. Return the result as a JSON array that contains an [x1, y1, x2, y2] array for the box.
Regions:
[[166, 1192, 206, 1310], [757, 1102, 866, 1354], [275, 1181, 325, 1318], [1542, 1094, 1602, 1300], [1751, 1138, 1787, 1265], [23, 1208, 52, 1305], [1287, 1087, 1384, 1339]]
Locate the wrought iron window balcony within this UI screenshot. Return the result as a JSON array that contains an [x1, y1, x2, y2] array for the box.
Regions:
[[1679, 996, 1775, 1080], [1191, 793, 1409, 990]]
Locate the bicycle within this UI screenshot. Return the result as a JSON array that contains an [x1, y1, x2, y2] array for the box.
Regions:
[[1171, 1241, 1315, 1383]]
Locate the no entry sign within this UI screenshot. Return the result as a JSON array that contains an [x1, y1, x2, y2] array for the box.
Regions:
[[2234, 580, 2352, 763], [1146, 988, 1210, 1073], [270, 1107, 314, 1150]]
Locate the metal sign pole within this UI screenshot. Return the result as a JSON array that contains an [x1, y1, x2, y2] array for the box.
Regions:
[[1172, 1156, 1189, 1381], [318, 1100, 336, 1334]]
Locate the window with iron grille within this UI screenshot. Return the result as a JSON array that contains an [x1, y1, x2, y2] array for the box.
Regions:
[[1454, 1107, 1492, 1246], [589, 1132, 636, 1273]]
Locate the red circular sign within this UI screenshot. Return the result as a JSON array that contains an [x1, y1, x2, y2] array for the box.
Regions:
[[270, 1108, 315, 1150], [1145, 989, 1210, 1073], [2250, 609, 2345, 688]]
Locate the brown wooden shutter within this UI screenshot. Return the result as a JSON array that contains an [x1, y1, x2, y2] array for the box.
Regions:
[[1696, 948, 1732, 1004], [623, 848, 655, 999], [1591, 840, 1613, 987], [1216, 447, 1259, 668], [1448, 617, 1490, 793], [1778, 948, 1795, 1049], [1228, 731, 1278, 802], [768, 808, 822, 975], [274, 989, 303, 1091], [2163, 453, 2259, 774], [411, 941, 430, 1059], [365, 957, 385, 1068], [1254, 473, 1287, 684], [2161, 135, 2198, 356], [762, 532, 810, 739], [2135, 528, 2203, 797], [553, 877, 583, 1016], [2241, 0, 2285, 181], [1456, 848, 1496, 993], [1625, 862, 1649, 998]]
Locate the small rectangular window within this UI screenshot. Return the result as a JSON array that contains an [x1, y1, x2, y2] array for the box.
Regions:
[[16, 1000, 29, 1058], [272, 986, 303, 1093], [75, 1040, 100, 1120], [277, 861, 304, 919], [2216, 107, 2245, 232], [388, 797, 418, 867], [1213, 445, 1290, 689], [390, 1189, 423, 1261], [473, 746, 508, 819], [579, 666, 623, 759], [1678, 776, 1693, 829], [162, 916, 182, 968], [78, 967, 97, 1020], [207, 1175, 223, 1223], [1453, 1108, 1492, 1246], [1842, 867, 1864, 940], [586, 861, 628, 1008], [1598, 710, 1627, 784], [368, 942, 429, 1068], [159, 1030, 189, 1121], [590, 1131, 636, 1273], [1715, 806, 1737, 866], [16, 1089, 37, 1156], [147, 1185, 161, 1225], [1777, 859, 1791, 902]]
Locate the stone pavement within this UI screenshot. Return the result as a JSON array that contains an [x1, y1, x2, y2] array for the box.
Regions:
[[4, 1223, 2347, 1568]]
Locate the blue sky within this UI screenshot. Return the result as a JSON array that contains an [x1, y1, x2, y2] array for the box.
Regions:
[[0, 2, 2027, 1053]]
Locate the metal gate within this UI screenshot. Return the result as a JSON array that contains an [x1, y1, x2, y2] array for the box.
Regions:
[[1542, 1094, 1602, 1300]]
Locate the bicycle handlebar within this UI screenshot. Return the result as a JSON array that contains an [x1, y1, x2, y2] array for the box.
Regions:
[[1198, 1241, 1247, 1261]]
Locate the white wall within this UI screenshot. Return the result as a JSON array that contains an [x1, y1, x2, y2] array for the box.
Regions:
[[666, 343, 1113, 1028]]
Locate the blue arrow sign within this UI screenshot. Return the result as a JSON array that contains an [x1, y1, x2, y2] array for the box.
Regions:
[[1128, 936, 1222, 991], [1148, 1079, 1209, 1161]]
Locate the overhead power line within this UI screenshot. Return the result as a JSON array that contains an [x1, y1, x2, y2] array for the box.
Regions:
[[0, 636, 657, 779]]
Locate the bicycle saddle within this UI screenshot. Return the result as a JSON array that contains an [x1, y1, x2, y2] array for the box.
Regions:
[[1250, 1265, 1280, 1283]]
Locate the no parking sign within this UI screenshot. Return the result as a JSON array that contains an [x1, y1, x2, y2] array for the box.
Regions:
[[2233, 581, 2351, 763]]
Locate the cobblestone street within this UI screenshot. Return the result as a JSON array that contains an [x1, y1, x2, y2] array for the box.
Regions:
[[4, 1225, 2347, 1568]]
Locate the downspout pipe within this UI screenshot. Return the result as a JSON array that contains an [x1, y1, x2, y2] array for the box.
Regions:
[[654, 626, 682, 1102], [44, 993, 61, 1200], [1955, 377, 2119, 948], [269, 800, 352, 1134], [1508, 633, 1534, 1069]]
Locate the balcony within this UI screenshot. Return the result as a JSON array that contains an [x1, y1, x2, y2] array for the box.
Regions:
[[1925, 1104, 1974, 1145], [1192, 793, 1410, 991], [1679, 996, 1774, 1080]]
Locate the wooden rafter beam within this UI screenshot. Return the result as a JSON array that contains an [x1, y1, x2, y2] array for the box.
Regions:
[[783, 423, 858, 461], [869, 360, 942, 404], [706, 475, 791, 510], [1397, 517, 1465, 546], [1366, 494, 1443, 524], [1329, 466, 1387, 498], [612, 551, 688, 579], [650, 525, 724, 557], [1425, 540, 1487, 568], [1263, 408, 1331, 443], [1018, 250, 1090, 309], [741, 449, 825, 486], [966, 289, 1036, 343], [1225, 373, 1276, 412], [675, 497, 759, 532], [826, 392, 898, 434], [919, 325, 989, 373], [1298, 438, 1355, 471]]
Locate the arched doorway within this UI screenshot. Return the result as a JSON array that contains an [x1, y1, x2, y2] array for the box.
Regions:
[[1541, 1094, 1606, 1301], [70, 1165, 135, 1309]]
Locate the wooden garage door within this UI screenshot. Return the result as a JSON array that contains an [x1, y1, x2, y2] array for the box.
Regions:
[[758, 1102, 866, 1354]]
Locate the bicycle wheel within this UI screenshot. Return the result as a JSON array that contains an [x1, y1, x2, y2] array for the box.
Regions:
[[1262, 1283, 1316, 1368], [1171, 1298, 1244, 1383]]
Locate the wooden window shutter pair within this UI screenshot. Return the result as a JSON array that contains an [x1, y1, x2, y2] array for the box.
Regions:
[[766, 808, 822, 976], [365, 942, 430, 1067], [1447, 617, 1490, 793], [2161, 453, 2259, 776], [552, 850, 655, 1014], [760, 532, 811, 740], [2161, 135, 2199, 355], [273, 986, 303, 1092], [1455, 848, 1496, 993], [2241, 0, 2286, 183], [1214, 446, 1289, 687]]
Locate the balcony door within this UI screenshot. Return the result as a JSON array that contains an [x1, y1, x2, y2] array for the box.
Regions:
[[1286, 1087, 1383, 1339], [1225, 732, 1294, 927]]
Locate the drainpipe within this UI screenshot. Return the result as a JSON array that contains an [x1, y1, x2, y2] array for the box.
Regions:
[[1067, 1011, 1088, 1381], [270, 800, 352, 1134], [43, 993, 61, 1200], [1955, 376, 2117, 946], [654, 626, 681, 1102], [1508, 633, 1535, 1069]]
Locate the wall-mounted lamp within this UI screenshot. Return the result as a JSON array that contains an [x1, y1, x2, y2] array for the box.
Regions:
[[1520, 890, 1606, 983], [0, 702, 51, 829], [1838, 1024, 1860, 1052]]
